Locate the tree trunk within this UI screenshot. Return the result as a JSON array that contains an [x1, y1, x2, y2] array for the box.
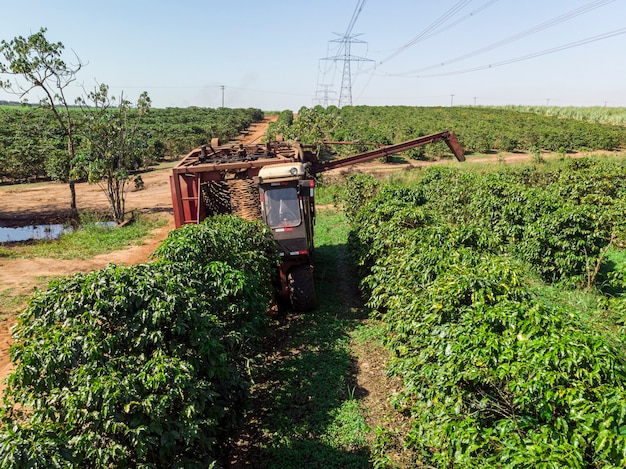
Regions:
[[107, 176, 126, 224], [69, 181, 77, 214], [67, 132, 78, 215]]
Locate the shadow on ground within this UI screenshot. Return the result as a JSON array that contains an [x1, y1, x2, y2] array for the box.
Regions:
[[225, 239, 373, 468]]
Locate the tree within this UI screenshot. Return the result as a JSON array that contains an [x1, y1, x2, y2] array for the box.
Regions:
[[76, 84, 151, 223], [0, 27, 84, 213]]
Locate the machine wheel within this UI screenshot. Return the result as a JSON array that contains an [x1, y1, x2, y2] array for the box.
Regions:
[[288, 265, 318, 312]]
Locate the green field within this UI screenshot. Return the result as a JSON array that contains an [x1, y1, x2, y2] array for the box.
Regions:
[[1, 105, 626, 467], [0, 105, 264, 183], [340, 157, 626, 467], [505, 105, 626, 126], [269, 105, 626, 158]]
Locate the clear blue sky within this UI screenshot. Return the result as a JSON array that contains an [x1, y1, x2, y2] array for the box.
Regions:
[[1, 0, 625, 109]]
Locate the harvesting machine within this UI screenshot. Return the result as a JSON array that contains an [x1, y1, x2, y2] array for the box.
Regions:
[[170, 130, 465, 312]]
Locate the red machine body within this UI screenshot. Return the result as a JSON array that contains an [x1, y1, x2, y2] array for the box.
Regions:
[[170, 131, 465, 311]]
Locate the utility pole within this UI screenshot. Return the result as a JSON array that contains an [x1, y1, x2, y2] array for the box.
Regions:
[[321, 33, 374, 108]]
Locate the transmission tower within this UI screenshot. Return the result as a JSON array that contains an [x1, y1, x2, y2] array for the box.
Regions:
[[322, 33, 374, 107], [313, 84, 337, 107]]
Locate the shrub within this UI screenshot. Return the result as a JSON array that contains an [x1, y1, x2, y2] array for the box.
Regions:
[[348, 169, 626, 467], [0, 215, 278, 467]]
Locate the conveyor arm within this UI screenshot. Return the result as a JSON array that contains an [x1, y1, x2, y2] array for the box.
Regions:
[[309, 130, 465, 174]]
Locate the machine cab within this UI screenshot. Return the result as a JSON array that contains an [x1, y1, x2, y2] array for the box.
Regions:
[[264, 186, 302, 228], [258, 163, 315, 262]]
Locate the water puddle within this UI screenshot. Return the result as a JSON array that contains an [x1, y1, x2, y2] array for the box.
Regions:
[[0, 221, 118, 243], [0, 224, 72, 243]]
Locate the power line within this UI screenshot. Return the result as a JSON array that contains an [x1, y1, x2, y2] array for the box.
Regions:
[[344, 0, 367, 39], [415, 26, 626, 77], [354, 0, 501, 99], [316, 0, 372, 107], [384, 0, 615, 76], [412, 0, 501, 44], [315, 1, 366, 90], [365, 0, 500, 57], [379, 0, 473, 65]]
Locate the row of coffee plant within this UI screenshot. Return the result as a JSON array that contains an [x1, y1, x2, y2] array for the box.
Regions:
[[0, 215, 278, 467], [0, 106, 263, 182], [505, 106, 626, 126], [343, 158, 626, 467], [270, 105, 626, 157]]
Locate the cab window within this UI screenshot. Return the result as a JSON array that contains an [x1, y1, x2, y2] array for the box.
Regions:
[[264, 187, 301, 228]]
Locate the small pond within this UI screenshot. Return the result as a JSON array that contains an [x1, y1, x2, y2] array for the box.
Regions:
[[0, 224, 72, 243], [0, 221, 118, 243]]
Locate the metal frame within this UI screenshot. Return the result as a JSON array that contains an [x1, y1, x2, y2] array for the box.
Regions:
[[170, 130, 465, 228]]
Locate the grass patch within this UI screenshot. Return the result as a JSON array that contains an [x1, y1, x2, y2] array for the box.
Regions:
[[544, 246, 626, 348], [237, 209, 372, 467], [350, 319, 387, 345], [0, 276, 58, 321], [320, 398, 370, 451], [0, 288, 31, 321], [0, 212, 167, 260], [315, 177, 346, 206]]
